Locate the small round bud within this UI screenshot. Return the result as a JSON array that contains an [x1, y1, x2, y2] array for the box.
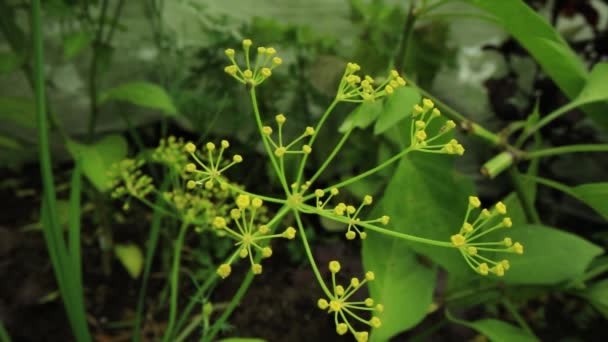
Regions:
[[467, 246, 478, 255], [376, 304, 384, 313], [243, 69, 253, 78], [212, 217, 226, 229], [221, 140, 230, 148], [502, 217, 513, 227], [385, 85, 394, 94], [283, 227, 296, 239], [305, 126, 315, 135], [431, 108, 441, 117], [206, 142, 216, 151], [252, 264, 262, 275], [272, 57, 282, 65], [185, 142, 196, 153], [224, 48, 235, 57], [257, 46, 266, 54], [359, 232, 367, 239], [185, 163, 196, 172], [302, 145, 312, 154], [351, 277, 360, 287], [381, 215, 390, 225], [335, 285, 345, 296], [363, 195, 373, 205], [230, 209, 241, 219], [239, 248, 248, 258], [451, 234, 466, 247], [469, 196, 481, 208], [186, 180, 197, 189], [345, 231, 356, 240], [275, 114, 286, 124], [262, 126, 273, 135], [365, 271, 375, 281], [329, 260, 341, 273], [236, 194, 250, 209], [217, 264, 232, 279], [204, 180, 214, 190], [261, 67, 272, 77], [415, 120, 426, 129], [274, 147, 286, 157], [496, 201, 507, 215], [370, 317, 382, 328], [242, 39, 252, 48], [415, 130, 427, 141], [224, 65, 238, 75], [365, 298, 374, 307], [512, 242, 524, 254], [503, 237, 513, 246], [318, 298, 329, 310], [422, 98, 434, 109], [258, 225, 269, 234], [478, 263, 489, 275], [233, 154, 243, 163], [314, 189, 325, 197], [336, 323, 348, 335], [262, 247, 273, 258], [462, 223, 473, 233], [266, 47, 276, 55], [330, 188, 339, 196]]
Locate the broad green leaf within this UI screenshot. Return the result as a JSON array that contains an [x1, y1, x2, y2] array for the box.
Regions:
[[114, 243, 144, 279], [370, 153, 474, 277], [583, 279, 608, 319], [363, 236, 436, 341], [495, 224, 603, 285], [0, 96, 36, 128], [573, 63, 608, 105], [63, 31, 94, 60], [465, 0, 608, 130], [0, 136, 22, 150], [571, 183, 608, 220], [66, 135, 128, 192], [374, 87, 420, 135], [447, 312, 538, 342], [99, 82, 178, 116], [339, 101, 383, 132]]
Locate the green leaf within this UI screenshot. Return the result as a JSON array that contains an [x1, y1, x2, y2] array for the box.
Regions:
[[374, 87, 421, 135], [114, 243, 144, 279], [571, 183, 608, 220], [0, 96, 36, 128], [216, 339, 266, 342], [339, 101, 383, 132], [582, 279, 608, 319], [573, 63, 608, 105], [363, 238, 436, 341], [447, 312, 538, 342], [0, 136, 22, 150], [66, 135, 128, 192], [371, 153, 474, 277], [496, 224, 603, 285], [465, 0, 608, 130], [99, 82, 179, 116], [63, 31, 94, 60]]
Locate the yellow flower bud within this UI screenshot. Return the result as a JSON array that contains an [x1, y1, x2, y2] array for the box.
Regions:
[[356, 331, 369, 342], [365, 298, 374, 307], [239, 248, 248, 258], [503, 237, 513, 246], [283, 227, 296, 239], [206, 142, 216, 151], [224, 65, 238, 75], [242, 39, 252, 48], [370, 317, 382, 328], [415, 120, 426, 129], [360, 232, 367, 239], [469, 196, 481, 208], [262, 247, 273, 258], [422, 98, 434, 109], [512, 242, 524, 254], [351, 277, 360, 287], [233, 154, 243, 163], [243, 69, 253, 78], [252, 197, 263, 209], [305, 126, 315, 135], [258, 225, 269, 234], [185, 142, 196, 153], [204, 180, 214, 189], [363, 195, 373, 205], [302, 145, 312, 154], [212, 217, 226, 229], [431, 108, 441, 117], [230, 208, 241, 219], [252, 263, 262, 274], [318, 298, 329, 309], [261, 67, 272, 77], [275, 114, 286, 124], [336, 323, 348, 335], [217, 264, 231, 279], [187, 180, 197, 189], [501, 259, 511, 270], [329, 260, 341, 273], [262, 126, 273, 135], [274, 147, 286, 157], [365, 271, 375, 281], [221, 140, 230, 148], [502, 217, 512, 227], [346, 231, 356, 240], [236, 194, 250, 209], [257, 46, 266, 54], [272, 56, 282, 65], [462, 222, 473, 233], [381, 215, 390, 225], [224, 48, 235, 57], [451, 234, 466, 247], [385, 85, 394, 94], [314, 189, 325, 197], [330, 188, 339, 196], [185, 163, 196, 172], [467, 246, 478, 255], [496, 201, 507, 214], [478, 263, 489, 275], [415, 130, 427, 141], [266, 47, 276, 55], [335, 285, 345, 296]]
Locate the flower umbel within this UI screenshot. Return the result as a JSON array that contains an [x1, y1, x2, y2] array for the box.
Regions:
[[262, 114, 315, 158], [336, 65, 406, 103], [409, 99, 464, 156], [317, 261, 383, 342], [213, 195, 296, 279], [223, 39, 282, 87], [184, 140, 243, 190], [450, 196, 523, 276], [107, 159, 154, 210]]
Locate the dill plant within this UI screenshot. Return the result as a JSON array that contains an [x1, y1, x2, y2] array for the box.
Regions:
[[110, 39, 525, 341]]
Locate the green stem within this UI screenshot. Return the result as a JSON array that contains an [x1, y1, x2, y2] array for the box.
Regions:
[[394, 1, 417, 72], [518, 101, 578, 144], [162, 221, 190, 342], [294, 211, 332, 297], [295, 100, 339, 185], [502, 298, 535, 337], [524, 144, 608, 159], [508, 168, 541, 223], [201, 206, 290, 342], [86, 0, 110, 141], [220, 180, 286, 204], [249, 88, 291, 194], [307, 128, 353, 187], [322, 147, 413, 193], [300, 204, 453, 248], [518, 175, 580, 200]]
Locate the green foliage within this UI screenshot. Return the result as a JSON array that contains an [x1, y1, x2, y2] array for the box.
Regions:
[[99, 82, 179, 117], [67, 135, 128, 192], [114, 243, 144, 279], [374, 87, 421, 135], [447, 311, 538, 342]]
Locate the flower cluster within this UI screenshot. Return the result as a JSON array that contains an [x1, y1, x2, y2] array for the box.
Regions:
[[450, 196, 523, 276], [213, 194, 296, 279], [107, 159, 154, 210], [337, 63, 406, 103], [409, 99, 464, 155], [184, 140, 243, 190], [313, 189, 390, 240], [262, 114, 315, 158], [317, 261, 383, 342], [223, 39, 282, 87], [151, 136, 190, 171]]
